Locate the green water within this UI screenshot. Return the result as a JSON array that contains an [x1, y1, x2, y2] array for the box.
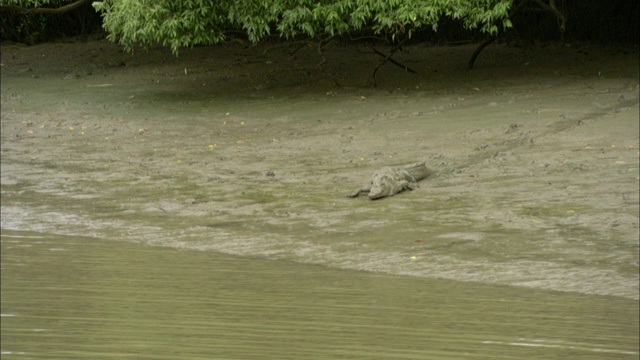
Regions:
[[1, 229, 638, 359]]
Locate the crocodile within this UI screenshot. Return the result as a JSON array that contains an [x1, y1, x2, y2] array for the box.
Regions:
[[348, 162, 434, 200]]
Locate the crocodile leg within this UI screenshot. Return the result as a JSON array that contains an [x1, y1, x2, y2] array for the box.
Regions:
[[348, 187, 371, 198]]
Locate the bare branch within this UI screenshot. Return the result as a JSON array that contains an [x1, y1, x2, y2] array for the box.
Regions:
[[1, 0, 93, 15], [533, 0, 567, 32]]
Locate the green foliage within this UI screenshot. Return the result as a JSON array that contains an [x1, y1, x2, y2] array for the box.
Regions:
[[0, 12, 46, 43], [93, 0, 229, 53], [1, 0, 102, 43], [6, 0, 638, 46], [2, 0, 514, 49], [1, 0, 53, 44], [89, 0, 514, 54]]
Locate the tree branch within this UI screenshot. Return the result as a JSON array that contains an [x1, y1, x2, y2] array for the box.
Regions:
[[533, 0, 567, 32], [371, 37, 414, 87], [468, 0, 532, 69], [372, 47, 417, 74], [1, 0, 93, 15]]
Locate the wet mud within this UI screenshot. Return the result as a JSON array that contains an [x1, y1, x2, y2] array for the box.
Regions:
[[1, 40, 639, 299]]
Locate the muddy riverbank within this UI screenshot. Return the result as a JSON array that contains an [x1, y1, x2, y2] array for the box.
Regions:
[[1, 39, 639, 299]]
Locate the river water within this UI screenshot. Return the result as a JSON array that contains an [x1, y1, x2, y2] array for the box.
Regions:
[[1, 229, 638, 359]]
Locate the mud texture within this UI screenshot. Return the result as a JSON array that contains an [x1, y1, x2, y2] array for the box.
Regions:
[[1, 39, 639, 299]]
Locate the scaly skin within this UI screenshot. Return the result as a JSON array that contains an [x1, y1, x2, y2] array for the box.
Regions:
[[349, 162, 431, 200], [367, 168, 417, 199]]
